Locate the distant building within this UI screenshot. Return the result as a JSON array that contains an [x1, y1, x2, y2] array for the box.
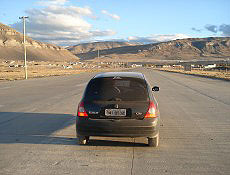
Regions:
[[131, 64, 142, 68], [155, 65, 163, 68], [204, 64, 216, 69]]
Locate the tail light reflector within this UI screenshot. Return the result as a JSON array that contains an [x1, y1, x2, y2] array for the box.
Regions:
[[77, 101, 88, 117], [145, 101, 157, 118]]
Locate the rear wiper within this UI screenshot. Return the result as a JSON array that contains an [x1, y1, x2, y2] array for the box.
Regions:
[[114, 86, 121, 93], [108, 97, 122, 101]]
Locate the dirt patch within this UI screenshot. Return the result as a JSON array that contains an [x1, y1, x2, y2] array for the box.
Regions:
[[0, 61, 128, 82], [155, 68, 230, 81]]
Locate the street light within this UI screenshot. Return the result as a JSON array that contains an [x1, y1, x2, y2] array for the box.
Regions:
[[19, 16, 29, 79]]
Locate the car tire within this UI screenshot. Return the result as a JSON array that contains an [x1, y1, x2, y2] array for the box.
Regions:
[[86, 136, 90, 144], [148, 134, 159, 147], [78, 136, 88, 145]]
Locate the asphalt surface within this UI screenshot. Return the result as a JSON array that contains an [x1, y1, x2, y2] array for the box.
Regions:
[[0, 68, 229, 175]]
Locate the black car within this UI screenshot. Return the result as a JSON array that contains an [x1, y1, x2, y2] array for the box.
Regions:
[[76, 72, 160, 147]]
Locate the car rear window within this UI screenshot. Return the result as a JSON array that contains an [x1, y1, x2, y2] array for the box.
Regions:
[[84, 77, 149, 101]]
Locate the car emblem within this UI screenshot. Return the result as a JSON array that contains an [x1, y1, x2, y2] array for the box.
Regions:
[[114, 104, 119, 109], [135, 112, 142, 115]]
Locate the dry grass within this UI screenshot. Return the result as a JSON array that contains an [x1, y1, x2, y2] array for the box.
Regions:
[[155, 67, 230, 80], [0, 61, 126, 82]]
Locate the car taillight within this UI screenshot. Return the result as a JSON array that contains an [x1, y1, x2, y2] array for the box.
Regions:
[[144, 101, 157, 118], [77, 101, 88, 117]]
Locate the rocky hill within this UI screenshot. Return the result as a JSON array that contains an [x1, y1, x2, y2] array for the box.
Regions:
[[0, 22, 77, 61], [71, 37, 230, 62], [67, 41, 137, 54], [2, 21, 229, 62]]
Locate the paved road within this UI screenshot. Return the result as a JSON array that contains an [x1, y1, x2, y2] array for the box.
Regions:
[[0, 68, 229, 175]]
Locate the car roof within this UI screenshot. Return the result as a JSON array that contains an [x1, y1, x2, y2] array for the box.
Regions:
[[93, 72, 145, 79]]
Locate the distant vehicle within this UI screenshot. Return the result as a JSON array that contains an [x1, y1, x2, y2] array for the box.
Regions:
[[76, 72, 160, 147]]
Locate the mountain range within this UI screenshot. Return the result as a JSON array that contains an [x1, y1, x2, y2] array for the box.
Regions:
[[68, 37, 230, 62], [67, 41, 137, 54], [1, 22, 230, 62]]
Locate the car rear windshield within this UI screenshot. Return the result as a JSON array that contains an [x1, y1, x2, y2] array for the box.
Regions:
[[84, 77, 149, 101]]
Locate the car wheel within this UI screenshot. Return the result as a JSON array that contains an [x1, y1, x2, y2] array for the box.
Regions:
[[85, 136, 90, 144], [78, 136, 88, 145], [148, 134, 159, 147]]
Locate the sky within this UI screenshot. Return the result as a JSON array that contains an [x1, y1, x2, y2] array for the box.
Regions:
[[0, 0, 230, 46]]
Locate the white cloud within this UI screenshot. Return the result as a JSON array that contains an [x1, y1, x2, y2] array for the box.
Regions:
[[128, 34, 190, 43], [91, 29, 116, 37], [101, 10, 120, 20], [36, 0, 69, 6], [11, 0, 116, 45]]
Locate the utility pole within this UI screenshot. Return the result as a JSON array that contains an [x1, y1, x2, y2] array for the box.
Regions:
[[98, 49, 100, 59], [19, 16, 29, 79]]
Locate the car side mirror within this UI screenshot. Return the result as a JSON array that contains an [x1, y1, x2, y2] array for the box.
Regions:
[[152, 86, 159, 92]]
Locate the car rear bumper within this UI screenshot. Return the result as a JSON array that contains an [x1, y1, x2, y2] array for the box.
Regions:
[[76, 117, 159, 138]]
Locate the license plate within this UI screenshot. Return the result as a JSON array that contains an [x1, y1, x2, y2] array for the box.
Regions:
[[105, 109, 126, 116]]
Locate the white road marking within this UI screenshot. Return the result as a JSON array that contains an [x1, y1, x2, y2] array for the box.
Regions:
[[75, 83, 87, 87], [0, 87, 11, 90]]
